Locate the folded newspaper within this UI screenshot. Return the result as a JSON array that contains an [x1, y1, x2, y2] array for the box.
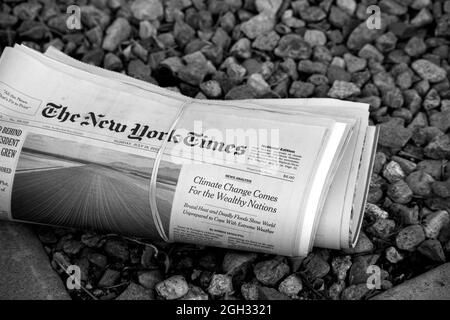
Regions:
[[0, 44, 378, 256]]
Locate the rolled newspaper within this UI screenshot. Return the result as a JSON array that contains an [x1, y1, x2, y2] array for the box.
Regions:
[[0, 45, 377, 256]]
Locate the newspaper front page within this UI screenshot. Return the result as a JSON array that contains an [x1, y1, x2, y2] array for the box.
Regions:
[[0, 46, 353, 256]]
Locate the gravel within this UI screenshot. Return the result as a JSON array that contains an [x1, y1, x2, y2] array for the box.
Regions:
[[5, 0, 449, 301]]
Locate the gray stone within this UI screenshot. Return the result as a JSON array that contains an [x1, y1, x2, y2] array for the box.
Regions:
[[254, 259, 290, 286], [372, 263, 450, 300], [423, 210, 450, 239], [131, 0, 163, 21], [98, 269, 121, 287], [289, 81, 315, 98], [207, 274, 233, 297], [241, 282, 259, 300], [182, 285, 209, 300], [424, 134, 450, 159], [241, 13, 275, 39], [299, 6, 326, 22], [432, 180, 450, 198], [343, 53, 367, 73], [396, 225, 426, 251], [418, 240, 446, 262], [138, 270, 164, 289], [405, 170, 435, 197], [366, 203, 389, 220], [411, 59, 447, 83], [0, 222, 70, 300], [404, 36, 427, 57], [387, 180, 413, 204], [304, 30, 327, 47], [378, 120, 412, 149], [104, 239, 129, 262], [116, 283, 154, 300], [200, 80, 222, 98], [252, 31, 280, 51], [383, 161, 405, 183], [257, 286, 290, 300], [278, 274, 302, 296], [369, 219, 396, 239], [347, 21, 385, 50], [331, 256, 352, 281], [343, 231, 374, 254], [222, 251, 257, 275], [411, 8, 434, 27], [302, 252, 330, 279], [385, 246, 404, 263], [423, 89, 441, 110], [328, 81, 360, 99], [429, 110, 450, 132], [156, 275, 189, 300], [102, 18, 131, 52], [349, 254, 380, 285], [274, 34, 312, 60], [341, 284, 371, 300]]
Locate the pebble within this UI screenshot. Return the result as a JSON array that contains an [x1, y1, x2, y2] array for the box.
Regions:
[[432, 180, 450, 198], [417, 239, 446, 262], [328, 281, 345, 300], [252, 31, 280, 51], [278, 274, 302, 296], [429, 110, 450, 132], [138, 270, 164, 290], [116, 283, 154, 300], [88, 253, 108, 269], [289, 81, 315, 98], [274, 34, 312, 60], [183, 285, 209, 300], [349, 254, 380, 285], [331, 256, 352, 281], [253, 259, 290, 286], [155, 275, 189, 300], [104, 239, 129, 262], [327, 81, 360, 99], [389, 203, 419, 225], [304, 30, 327, 47], [241, 282, 259, 300], [139, 21, 157, 40], [343, 231, 374, 254], [200, 80, 222, 98], [423, 89, 441, 110], [103, 53, 123, 71], [388, 180, 414, 204], [299, 6, 326, 22], [131, 0, 163, 21], [341, 284, 371, 300], [98, 269, 121, 287], [337, 0, 357, 15], [347, 21, 385, 50], [366, 203, 389, 220], [247, 73, 270, 96], [257, 286, 289, 300], [369, 219, 396, 239], [404, 36, 427, 57], [411, 59, 447, 83], [343, 53, 366, 73], [102, 18, 131, 52], [396, 225, 426, 251], [383, 88, 404, 109], [386, 246, 404, 263], [302, 252, 330, 280], [424, 134, 450, 159], [378, 120, 412, 149], [405, 170, 435, 197], [383, 161, 406, 183], [207, 274, 233, 297], [423, 210, 450, 239], [240, 13, 275, 39]]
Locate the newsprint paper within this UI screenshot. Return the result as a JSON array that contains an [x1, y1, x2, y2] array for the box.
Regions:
[[0, 45, 378, 256]]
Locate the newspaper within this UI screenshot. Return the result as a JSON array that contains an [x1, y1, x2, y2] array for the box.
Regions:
[[0, 45, 376, 256], [42, 45, 378, 250]]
